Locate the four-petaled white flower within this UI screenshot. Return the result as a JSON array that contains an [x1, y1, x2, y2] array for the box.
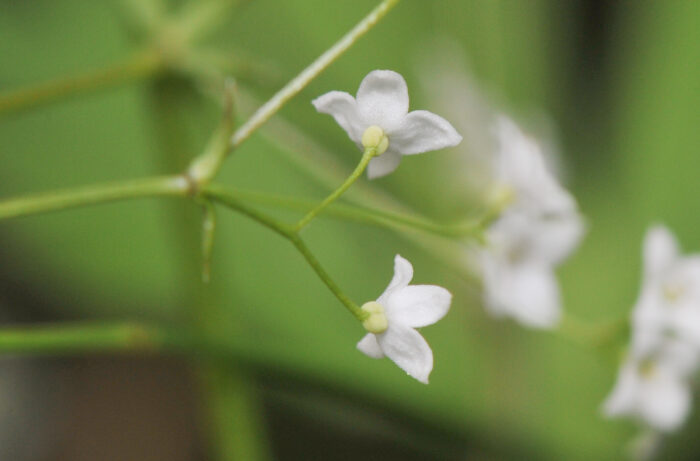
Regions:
[[357, 255, 452, 383], [313, 70, 462, 179], [603, 226, 700, 431], [479, 116, 584, 328]]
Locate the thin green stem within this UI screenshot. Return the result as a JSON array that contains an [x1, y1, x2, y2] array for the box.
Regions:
[[187, 79, 236, 184], [227, 187, 489, 239], [230, 0, 401, 149], [555, 312, 629, 351], [0, 175, 190, 220], [204, 183, 293, 238], [0, 49, 163, 117], [0, 322, 188, 356], [295, 147, 376, 232], [288, 234, 367, 321], [203, 184, 366, 322], [200, 199, 218, 283], [0, 322, 282, 375]]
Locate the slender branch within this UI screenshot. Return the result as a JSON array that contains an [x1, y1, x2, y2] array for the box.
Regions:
[[0, 50, 163, 117], [0, 322, 187, 356], [203, 184, 366, 322], [288, 234, 366, 321], [200, 199, 218, 283], [555, 312, 629, 351], [203, 183, 293, 238], [0, 175, 190, 220], [295, 147, 375, 231], [229, 187, 489, 239], [230, 0, 401, 149], [0, 322, 281, 373]]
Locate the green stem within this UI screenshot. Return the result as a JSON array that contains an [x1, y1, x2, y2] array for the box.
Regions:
[[203, 184, 366, 322], [0, 173, 471, 324], [225, 187, 489, 239], [204, 184, 293, 238], [555, 312, 629, 350], [230, 0, 401, 149], [200, 199, 218, 283], [0, 322, 164, 355], [0, 49, 163, 117], [288, 234, 367, 321], [203, 367, 270, 461], [0, 176, 365, 322], [295, 147, 376, 231], [0, 175, 190, 220], [0, 322, 278, 374]]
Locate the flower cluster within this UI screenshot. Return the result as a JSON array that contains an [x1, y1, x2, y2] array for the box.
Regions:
[[604, 226, 700, 431], [314, 71, 459, 382], [478, 116, 584, 328]]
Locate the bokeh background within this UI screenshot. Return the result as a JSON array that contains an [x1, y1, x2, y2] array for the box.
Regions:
[[1, 0, 700, 459]]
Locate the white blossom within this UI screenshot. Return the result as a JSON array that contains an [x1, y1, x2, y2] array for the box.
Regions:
[[313, 70, 462, 179], [632, 226, 700, 357], [479, 116, 584, 328], [603, 357, 691, 432], [357, 255, 452, 383], [603, 226, 700, 431]]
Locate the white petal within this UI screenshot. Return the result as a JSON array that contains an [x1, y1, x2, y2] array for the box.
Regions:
[[530, 211, 585, 265], [387, 110, 462, 155], [384, 285, 452, 328], [492, 115, 577, 215], [670, 304, 700, 351], [377, 325, 433, 383], [312, 91, 364, 144], [603, 361, 640, 418], [377, 255, 414, 305], [481, 259, 561, 329], [487, 209, 584, 266], [356, 70, 408, 130], [657, 338, 700, 377], [356, 333, 384, 359], [644, 225, 679, 282], [367, 151, 401, 179], [640, 372, 691, 432]]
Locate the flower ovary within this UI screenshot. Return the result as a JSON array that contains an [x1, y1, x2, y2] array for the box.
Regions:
[[362, 125, 389, 156], [361, 301, 388, 334]]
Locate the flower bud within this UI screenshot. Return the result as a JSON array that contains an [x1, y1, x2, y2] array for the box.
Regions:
[[361, 125, 389, 155], [361, 301, 388, 334]]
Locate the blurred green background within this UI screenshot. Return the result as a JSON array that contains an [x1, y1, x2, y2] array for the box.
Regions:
[[1, 0, 700, 460]]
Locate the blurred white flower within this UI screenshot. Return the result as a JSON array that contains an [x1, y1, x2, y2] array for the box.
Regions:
[[313, 70, 462, 179], [632, 226, 700, 357], [604, 225, 700, 431], [479, 116, 584, 328], [357, 255, 452, 383], [603, 357, 691, 432]]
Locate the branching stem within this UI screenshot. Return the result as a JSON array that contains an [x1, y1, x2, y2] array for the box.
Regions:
[[230, 0, 401, 149], [295, 147, 376, 232], [0, 175, 190, 220]]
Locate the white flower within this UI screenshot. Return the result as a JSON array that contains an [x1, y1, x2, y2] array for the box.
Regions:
[[603, 357, 691, 432], [356, 255, 452, 383], [603, 225, 700, 432], [479, 116, 584, 328], [312, 70, 462, 179], [632, 226, 700, 357]]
